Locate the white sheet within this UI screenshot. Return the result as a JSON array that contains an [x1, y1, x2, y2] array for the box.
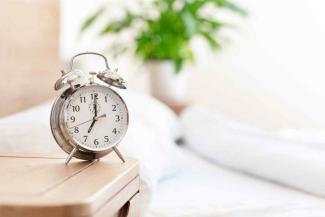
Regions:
[[145, 148, 325, 217], [275, 128, 325, 151], [180, 105, 325, 197]]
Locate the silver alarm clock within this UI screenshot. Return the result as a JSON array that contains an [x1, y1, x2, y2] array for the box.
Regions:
[[50, 52, 128, 164]]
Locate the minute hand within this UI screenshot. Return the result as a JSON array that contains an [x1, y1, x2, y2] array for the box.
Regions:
[[94, 95, 98, 117]]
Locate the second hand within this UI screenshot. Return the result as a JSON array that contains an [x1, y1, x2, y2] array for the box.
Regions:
[[69, 114, 107, 129]]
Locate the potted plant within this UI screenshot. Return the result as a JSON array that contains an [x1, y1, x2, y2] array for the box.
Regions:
[[81, 0, 246, 105]]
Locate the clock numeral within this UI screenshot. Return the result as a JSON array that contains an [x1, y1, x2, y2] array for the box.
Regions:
[[72, 105, 80, 112], [104, 136, 110, 143], [94, 139, 99, 145], [70, 116, 76, 122], [112, 105, 117, 111], [115, 115, 120, 122], [112, 128, 117, 135], [74, 127, 79, 133], [91, 93, 98, 100], [83, 135, 88, 142], [105, 96, 108, 103], [80, 96, 86, 103]]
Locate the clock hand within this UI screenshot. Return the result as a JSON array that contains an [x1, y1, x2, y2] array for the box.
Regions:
[[69, 114, 106, 129], [94, 94, 98, 117], [87, 120, 96, 133], [94, 113, 106, 121], [88, 94, 98, 134], [87, 113, 107, 133], [90, 95, 100, 135], [69, 119, 93, 129]]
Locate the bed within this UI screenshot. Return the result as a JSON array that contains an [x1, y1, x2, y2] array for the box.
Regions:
[[146, 148, 325, 217], [1, 94, 325, 217], [0, 48, 324, 215]]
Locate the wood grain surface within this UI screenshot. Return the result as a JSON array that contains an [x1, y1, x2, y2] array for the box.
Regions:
[[0, 153, 140, 217]]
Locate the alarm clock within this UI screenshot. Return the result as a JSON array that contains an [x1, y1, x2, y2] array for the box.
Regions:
[[50, 52, 128, 164]]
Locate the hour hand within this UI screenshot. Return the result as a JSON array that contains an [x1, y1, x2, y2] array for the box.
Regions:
[[87, 114, 106, 133], [87, 120, 96, 133]]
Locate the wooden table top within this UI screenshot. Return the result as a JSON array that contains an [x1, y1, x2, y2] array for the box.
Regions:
[[0, 152, 139, 217]]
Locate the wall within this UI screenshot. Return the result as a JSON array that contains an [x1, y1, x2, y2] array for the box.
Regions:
[[61, 0, 325, 129], [0, 0, 59, 117]]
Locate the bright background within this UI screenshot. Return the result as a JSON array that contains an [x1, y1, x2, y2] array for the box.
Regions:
[[61, 0, 325, 129]]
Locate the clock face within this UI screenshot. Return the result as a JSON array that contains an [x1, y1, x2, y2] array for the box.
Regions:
[[60, 85, 128, 151]]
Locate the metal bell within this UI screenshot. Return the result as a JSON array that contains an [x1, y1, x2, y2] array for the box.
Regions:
[[54, 69, 84, 91], [97, 69, 127, 89]]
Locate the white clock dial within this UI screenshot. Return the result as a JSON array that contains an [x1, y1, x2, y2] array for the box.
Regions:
[[61, 85, 128, 151]]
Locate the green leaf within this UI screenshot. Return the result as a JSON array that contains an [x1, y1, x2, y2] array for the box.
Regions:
[[109, 43, 128, 58], [180, 44, 194, 62], [184, 0, 207, 15], [182, 10, 197, 36], [223, 1, 247, 16], [199, 30, 221, 49], [211, 0, 247, 16], [100, 12, 137, 35], [198, 17, 222, 32], [80, 8, 104, 33], [174, 59, 183, 73], [79, 0, 246, 74]]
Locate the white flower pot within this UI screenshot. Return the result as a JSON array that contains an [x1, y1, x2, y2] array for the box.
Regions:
[[147, 61, 189, 104]]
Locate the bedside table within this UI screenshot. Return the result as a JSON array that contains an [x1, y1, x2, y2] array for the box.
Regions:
[[0, 152, 140, 217]]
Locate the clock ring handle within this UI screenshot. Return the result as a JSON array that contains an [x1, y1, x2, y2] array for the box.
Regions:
[[69, 52, 110, 71]]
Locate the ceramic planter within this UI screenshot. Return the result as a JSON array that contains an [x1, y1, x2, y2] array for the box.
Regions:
[[147, 61, 189, 105]]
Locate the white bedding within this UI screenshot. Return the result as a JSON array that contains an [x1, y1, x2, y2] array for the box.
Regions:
[[180, 106, 325, 197], [145, 148, 325, 217], [2, 95, 325, 217]]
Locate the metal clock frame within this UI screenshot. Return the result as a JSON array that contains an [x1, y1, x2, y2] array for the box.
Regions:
[[50, 52, 128, 164]]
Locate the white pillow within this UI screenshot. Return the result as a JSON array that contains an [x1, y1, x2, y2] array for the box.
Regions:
[[180, 105, 325, 197], [120, 92, 180, 140], [0, 102, 61, 153]]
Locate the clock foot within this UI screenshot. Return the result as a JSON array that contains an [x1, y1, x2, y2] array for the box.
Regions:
[[65, 146, 78, 165], [113, 147, 125, 163]]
